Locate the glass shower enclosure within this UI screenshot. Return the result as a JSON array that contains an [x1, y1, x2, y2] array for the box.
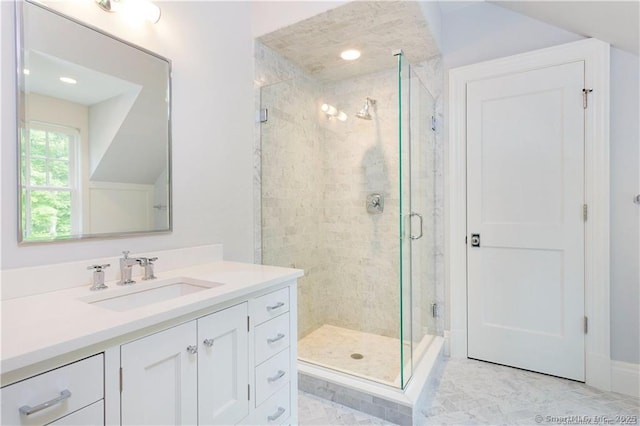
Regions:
[[259, 51, 440, 389]]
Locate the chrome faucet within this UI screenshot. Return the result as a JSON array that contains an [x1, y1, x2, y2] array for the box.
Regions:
[[118, 251, 140, 285], [88, 263, 110, 291], [139, 257, 158, 280]]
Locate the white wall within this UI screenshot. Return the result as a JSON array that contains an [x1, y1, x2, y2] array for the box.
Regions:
[[88, 182, 154, 234], [609, 48, 640, 364], [440, 2, 640, 364], [251, 1, 346, 38], [1, 1, 255, 270]]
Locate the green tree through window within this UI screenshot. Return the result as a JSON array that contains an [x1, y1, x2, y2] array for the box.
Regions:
[[21, 124, 78, 241]]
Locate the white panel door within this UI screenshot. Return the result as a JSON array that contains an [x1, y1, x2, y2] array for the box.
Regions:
[[121, 322, 198, 425], [198, 303, 249, 425], [467, 61, 585, 381]]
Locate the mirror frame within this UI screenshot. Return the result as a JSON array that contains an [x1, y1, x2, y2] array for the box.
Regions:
[[15, 0, 173, 244]]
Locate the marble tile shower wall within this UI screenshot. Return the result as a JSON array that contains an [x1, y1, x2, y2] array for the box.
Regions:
[[255, 42, 445, 340], [319, 70, 401, 338], [256, 42, 329, 338]]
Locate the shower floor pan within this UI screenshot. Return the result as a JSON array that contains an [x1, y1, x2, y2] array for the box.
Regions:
[[298, 324, 415, 387], [298, 324, 444, 425]]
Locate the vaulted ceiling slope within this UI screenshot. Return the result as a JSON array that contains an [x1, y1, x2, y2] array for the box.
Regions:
[[488, 1, 639, 55]]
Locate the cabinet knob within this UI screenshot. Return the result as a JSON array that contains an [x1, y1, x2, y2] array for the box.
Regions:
[[186, 345, 198, 354], [203, 338, 214, 347]]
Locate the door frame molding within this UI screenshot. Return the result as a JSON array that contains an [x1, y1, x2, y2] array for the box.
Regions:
[[448, 38, 611, 390]]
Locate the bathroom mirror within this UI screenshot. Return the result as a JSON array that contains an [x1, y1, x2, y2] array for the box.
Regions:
[[16, 1, 171, 243]]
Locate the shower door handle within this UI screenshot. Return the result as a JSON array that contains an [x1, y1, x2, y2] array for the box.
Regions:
[[410, 212, 423, 240]]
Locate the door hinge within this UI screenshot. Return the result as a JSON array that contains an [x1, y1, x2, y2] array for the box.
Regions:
[[248, 384, 251, 400], [258, 108, 268, 123], [584, 316, 588, 334], [247, 316, 250, 332], [431, 115, 436, 131], [582, 88, 593, 109], [583, 204, 588, 221], [431, 303, 439, 318], [119, 367, 123, 392]]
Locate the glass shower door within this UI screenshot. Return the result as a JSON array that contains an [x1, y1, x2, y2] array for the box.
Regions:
[[398, 52, 413, 388], [398, 53, 437, 389]]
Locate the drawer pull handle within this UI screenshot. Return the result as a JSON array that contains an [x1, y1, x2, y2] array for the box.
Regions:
[[187, 345, 198, 354], [267, 333, 285, 344], [267, 370, 286, 383], [266, 301, 285, 312], [267, 406, 286, 422], [19, 390, 72, 416]]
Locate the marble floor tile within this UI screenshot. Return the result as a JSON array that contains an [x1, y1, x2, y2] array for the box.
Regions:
[[298, 358, 640, 425]]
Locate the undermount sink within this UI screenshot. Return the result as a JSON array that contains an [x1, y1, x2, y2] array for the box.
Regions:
[[80, 277, 223, 312]]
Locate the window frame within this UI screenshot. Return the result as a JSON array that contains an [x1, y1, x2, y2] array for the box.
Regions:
[[20, 121, 82, 241]]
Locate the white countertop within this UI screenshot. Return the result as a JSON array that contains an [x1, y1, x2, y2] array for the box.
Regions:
[[1, 261, 302, 376]]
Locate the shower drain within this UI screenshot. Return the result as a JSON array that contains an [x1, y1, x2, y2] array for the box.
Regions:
[[350, 353, 364, 360]]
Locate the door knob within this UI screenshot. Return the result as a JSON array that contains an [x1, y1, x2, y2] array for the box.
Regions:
[[470, 234, 480, 247]]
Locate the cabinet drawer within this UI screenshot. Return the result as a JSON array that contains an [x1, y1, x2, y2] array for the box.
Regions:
[[48, 400, 104, 426], [251, 385, 290, 425], [251, 287, 289, 325], [254, 313, 290, 365], [255, 349, 290, 406], [1, 354, 104, 426]]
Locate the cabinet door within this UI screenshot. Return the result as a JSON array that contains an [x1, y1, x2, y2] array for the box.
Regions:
[[121, 322, 197, 425], [198, 303, 249, 425]]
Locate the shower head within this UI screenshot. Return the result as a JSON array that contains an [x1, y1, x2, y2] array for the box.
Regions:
[[356, 97, 376, 120]]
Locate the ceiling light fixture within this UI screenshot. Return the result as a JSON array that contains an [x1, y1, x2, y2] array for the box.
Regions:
[[340, 49, 361, 61], [59, 77, 77, 84], [321, 103, 337, 116], [321, 103, 348, 121], [96, 0, 161, 24]]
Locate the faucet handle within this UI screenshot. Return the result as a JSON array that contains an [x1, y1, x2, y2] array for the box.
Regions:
[[88, 264, 110, 291], [122, 250, 130, 259], [141, 256, 158, 280], [87, 263, 111, 271]]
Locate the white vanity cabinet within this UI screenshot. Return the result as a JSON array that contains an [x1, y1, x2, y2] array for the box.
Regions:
[[198, 303, 250, 425], [1, 261, 300, 426], [120, 321, 198, 425], [243, 287, 294, 425], [0, 354, 104, 426], [120, 303, 249, 425]]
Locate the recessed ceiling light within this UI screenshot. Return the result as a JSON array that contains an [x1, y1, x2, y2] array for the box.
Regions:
[[340, 49, 361, 61], [59, 77, 77, 84]]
